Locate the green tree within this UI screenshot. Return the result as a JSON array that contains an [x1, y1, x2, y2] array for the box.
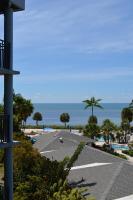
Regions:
[[84, 123, 100, 139], [0, 104, 3, 113], [13, 93, 34, 130], [121, 107, 132, 123], [115, 129, 124, 144], [83, 97, 103, 117], [33, 112, 42, 126], [22, 100, 34, 126], [60, 113, 70, 128], [14, 178, 95, 200], [84, 114, 99, 139], [101, 119, 116, 144], [50, 180, 95, 200], [88, 115, 98, 124], [14, 175, 48, 200], [65, 142, 85, 175], [13, 133, 67, 189], [121, 119, 130, 143]]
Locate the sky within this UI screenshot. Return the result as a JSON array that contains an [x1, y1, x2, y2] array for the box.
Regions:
[[0, 0, 133, 103]]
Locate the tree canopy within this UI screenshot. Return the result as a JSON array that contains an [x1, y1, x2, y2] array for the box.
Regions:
[[101, 119, 116, 143], [121, 119, 130, 143], [84, 123, 100, 139], [13, 93, 34, 130], [121, 107, 132, 123], [60, 113, 70, 127], [88, 115, 98, 125], [33, 112, 42, 126]]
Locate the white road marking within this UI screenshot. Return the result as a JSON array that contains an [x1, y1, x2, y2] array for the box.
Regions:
[[70, 163, 112, 170], [114, 194, 133, 200], [40, 150, 56, 154]]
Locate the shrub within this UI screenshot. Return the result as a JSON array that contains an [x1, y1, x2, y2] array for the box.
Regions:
[[83, 124, 100, 139], [122, 150, 133, 157]]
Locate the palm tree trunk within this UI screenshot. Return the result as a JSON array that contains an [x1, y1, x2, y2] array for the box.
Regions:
[[92, 106, 93, 117], [36, 120, 38, 126], [108, 133, 110, 144], [125, 131, 127, 143]]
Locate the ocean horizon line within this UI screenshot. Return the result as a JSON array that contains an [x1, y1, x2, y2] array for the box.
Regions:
[[33, 102, 129, 104]]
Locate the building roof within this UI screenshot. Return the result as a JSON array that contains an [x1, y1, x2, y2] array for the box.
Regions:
[[34, 131, 133, 200]]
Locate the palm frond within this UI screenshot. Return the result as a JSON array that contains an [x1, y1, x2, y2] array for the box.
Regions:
[[95, 104, 103, 109], [83, 100, 92, 105], [84, 105, 89, 109], [83, 97, 103, 112], [96, 99, 102, 102]]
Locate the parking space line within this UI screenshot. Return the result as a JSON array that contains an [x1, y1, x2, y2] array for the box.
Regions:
[[70, 163, 112, 170]]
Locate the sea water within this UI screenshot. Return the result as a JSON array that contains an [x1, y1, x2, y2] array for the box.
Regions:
[[27, 103, 128, 126]]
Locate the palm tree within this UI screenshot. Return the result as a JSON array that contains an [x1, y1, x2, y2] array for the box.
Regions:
[[121, 119, 130, 143], [60, 113, 70, 128], [88, 115, 98, 125], [101, 119, 116, 144], [83, 97, 103, 117], [22, 100, 34, 126], [33, 112, 42, 126], [13, 93, 34, 128], [116, 128, 124, 144], [121, 107, 132, 123]]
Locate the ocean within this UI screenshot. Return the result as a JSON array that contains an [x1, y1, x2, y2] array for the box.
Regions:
[[27, 103, 128, 126]]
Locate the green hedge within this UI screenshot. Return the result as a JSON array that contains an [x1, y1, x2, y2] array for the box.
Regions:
[[23, 124, 85, 130], [112, 152, 127, 159], [122, 150, 133, 157]]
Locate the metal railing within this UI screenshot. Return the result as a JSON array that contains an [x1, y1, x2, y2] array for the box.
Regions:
[[0, 40, 4, 69], [0, 114, 9, 142], [0, 39, 10, 69]]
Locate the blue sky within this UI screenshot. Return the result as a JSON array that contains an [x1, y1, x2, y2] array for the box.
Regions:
[[0, 0, 133, 103]]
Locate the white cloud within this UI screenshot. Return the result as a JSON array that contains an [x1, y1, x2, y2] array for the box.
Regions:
[[10, 0, 133, 53], [14, 67, 133, 83]]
